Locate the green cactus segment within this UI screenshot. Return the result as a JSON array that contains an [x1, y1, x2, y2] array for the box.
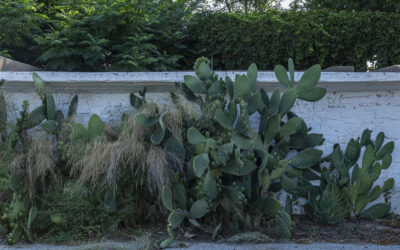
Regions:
[[215, 143, 234, 165], [22, 105, 46, 130], [67, 95, 78, 118], [41, 120, 58, 134], [274, 65, 291, 88], [381, 154, 392, 169], [281, 175, 296, 193], [187, 127, 206, 145], [297, 87, 326, 102], [344, 139, 361, 166], [264, 115, 280, 143], [270, 159, 288, 180], [222, 158, 257, 176], [297, 64, 321, 91], [135, 114, 158, 127], [247, 92, 262, 115], [290, 148, 322, 169], [55, 110, 65, 124], [88, 114, 105, 140], [27, 207, 38, 230], [263, 197, 282, 217], [173, 183, 187, 209], [165, 136, 186, 161], [215, 109, 232, 129], [368, 186, 381, 202], [46, 93, 56, 120], [288, 58, 295, 84], [277, 211, 292, 238], [231, 132, 252, 150], [280, 117, 303, 136], [360, 129, 372, 146], [203, 170, 217, 200], [357, 174, 373, 194], [32, 72, 47, 100], [233, 75, 251, 100], [184, 75, 206, 94], [382, 178, 394, 193], [361, 203, 390, 219], [225, 76, 234, 99], [151, 116, 166, 145], [362, 144, 375, 170], [374, 132, 385, 153], [162, 186, 174, 212], [193, 153, 209, 177], [269, 88, 281, 115], [375, 142, 394, 160], [369, 163, 381, 182], [279, 89, 296, 115], [71, 123, 89, 143], [198, 62, 212, 80], [189, 199, 208, 219], [168, 209, 186, 229], [247, 63, 258, 93], [0, 92, 6, 142]]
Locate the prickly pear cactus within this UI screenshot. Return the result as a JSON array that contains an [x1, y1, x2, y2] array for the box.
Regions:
[[303, 129, 395, 221], [156, 58, 327, 247]]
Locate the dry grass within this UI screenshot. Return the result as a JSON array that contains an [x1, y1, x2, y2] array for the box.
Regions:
[[67, 101, 191, 196]]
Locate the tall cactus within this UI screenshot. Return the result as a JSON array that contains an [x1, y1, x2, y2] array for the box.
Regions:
[[154, 59, 327, 248]]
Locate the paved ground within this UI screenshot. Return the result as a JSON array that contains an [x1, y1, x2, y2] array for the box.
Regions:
[[1, 242, 400, 250]]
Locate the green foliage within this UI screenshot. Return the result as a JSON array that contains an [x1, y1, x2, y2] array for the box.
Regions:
[[303, 130, 395, 222], [304, 0, 400, 13], [151, 59, 326, 248], [188, 11, 400, 71]]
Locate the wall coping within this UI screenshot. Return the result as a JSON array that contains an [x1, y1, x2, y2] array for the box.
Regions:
[[2, 71, 400, 93]]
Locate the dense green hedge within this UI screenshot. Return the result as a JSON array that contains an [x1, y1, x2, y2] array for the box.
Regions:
[[1, 5, 400, 71], [186, 11, 400, 71]]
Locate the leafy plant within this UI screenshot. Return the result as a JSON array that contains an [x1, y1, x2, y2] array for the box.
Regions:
[[303, 130, 395, 222], [135, 58, 328, 248]]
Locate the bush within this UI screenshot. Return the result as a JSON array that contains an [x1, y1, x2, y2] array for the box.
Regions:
[[186, 10, 400, 71]]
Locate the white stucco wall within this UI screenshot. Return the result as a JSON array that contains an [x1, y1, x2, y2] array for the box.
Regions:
[[1, 71, 400, 214]]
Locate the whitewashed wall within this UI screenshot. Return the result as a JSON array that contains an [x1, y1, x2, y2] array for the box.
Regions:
[[1, 71, 400, 214]]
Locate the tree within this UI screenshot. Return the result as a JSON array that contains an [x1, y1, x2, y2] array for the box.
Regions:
[[213, 0, 282, 13], [302, 0, 400, 13]]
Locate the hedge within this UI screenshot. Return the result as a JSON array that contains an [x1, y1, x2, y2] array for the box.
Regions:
[[186, 10, 400, 71], [1, 8, 400, 71]]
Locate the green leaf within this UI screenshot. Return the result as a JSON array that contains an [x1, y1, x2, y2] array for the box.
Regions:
[[280, 117, 303, 136], [233, 75, 251, 100], [281, 175, 296, 193], [203, 170, 217, 200], [162, 186, 173, 212], [135, 114, 158, 127], [362, 144, 374, 170], [269, 88, 280, 115], [173, 183, 187, 209], [151, 116, 165, 145], [168, 209, 186, 229], [88, 114, 105, 140], [270, 159, 288, 180], [290, 148, 322, 169], [368, 186, 381, 202], [381, 154, 392, 169], [361, 203, 390, 219], [198, 62, 212, 80], [215, 109, 232, 129], [193, 153, 209, 177], [375, 142, 394, 160], [344, 139, 361, 167], [279, 89, 296, 115], [247, 63, 258, 92], [231, 132, 252, 150], [264, 115, 280, 143], [374, 132, 385, 153], [46, 92, 56, 120], [297, 87, 326, 102], [184, 75, 206, 94], [274, 65, 291, 88], [297, 64, 321, 91], [288, 58, 295, 85], [165, 136, 186, 161], [382, 178, 394, 193], [189, 199, 208, 219], [187, 127, 206, 145]]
